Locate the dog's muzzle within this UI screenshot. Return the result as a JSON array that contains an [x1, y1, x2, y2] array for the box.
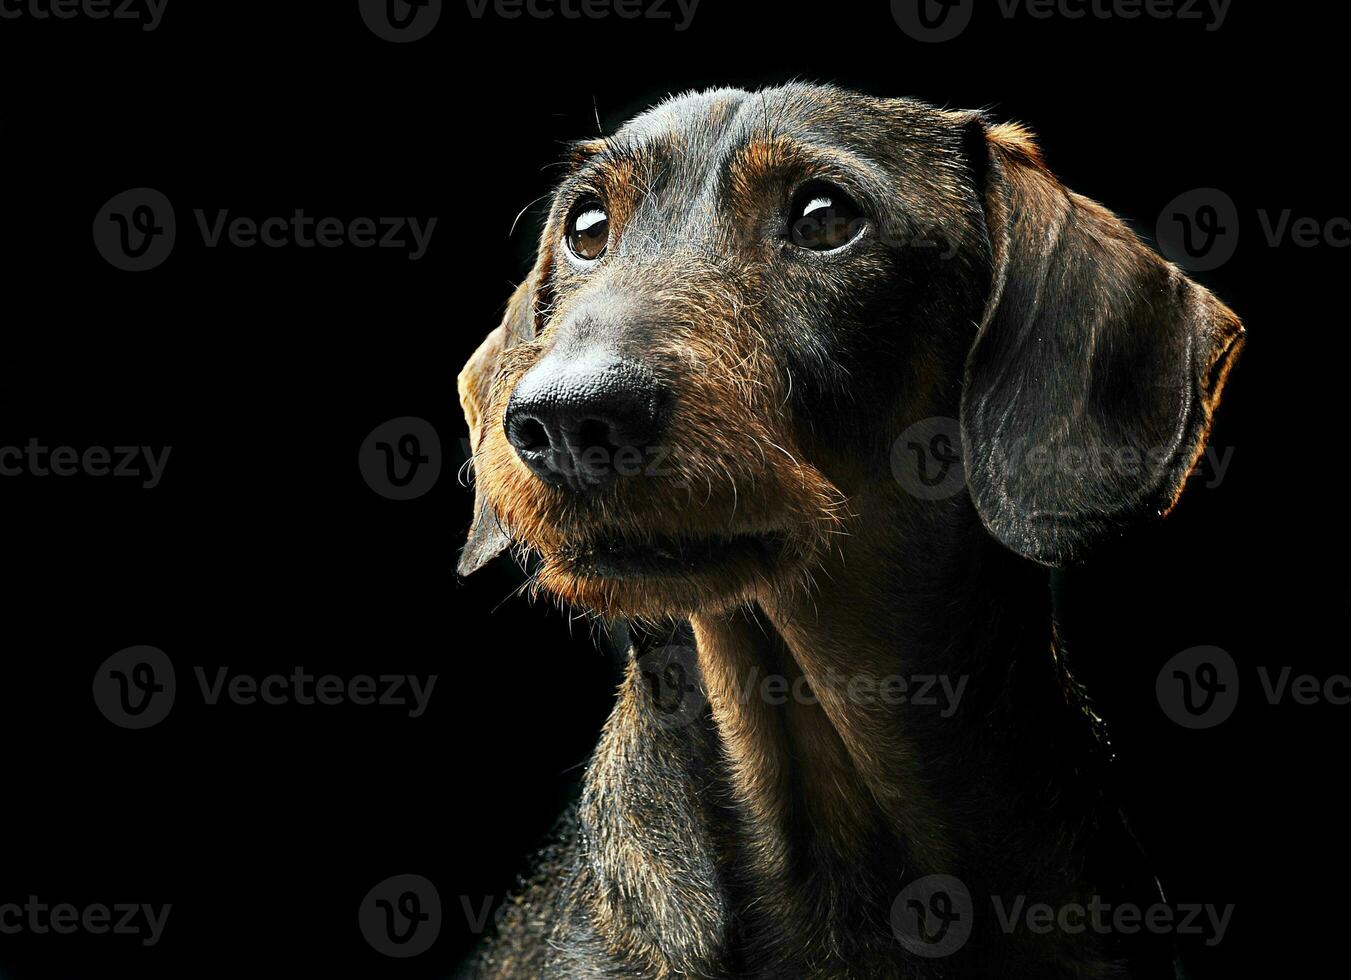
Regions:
[[504, 351, 668, 494]]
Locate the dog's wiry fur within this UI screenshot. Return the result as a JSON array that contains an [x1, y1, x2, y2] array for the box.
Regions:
[[458, 84, 1243, 978]]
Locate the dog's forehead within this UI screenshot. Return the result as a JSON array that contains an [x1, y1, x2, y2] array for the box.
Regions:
[[604, 84, 949, 179]]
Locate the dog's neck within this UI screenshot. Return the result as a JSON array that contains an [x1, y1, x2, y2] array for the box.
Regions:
[[687, 483, 1109, 955], [574, 486, 1124, 976]]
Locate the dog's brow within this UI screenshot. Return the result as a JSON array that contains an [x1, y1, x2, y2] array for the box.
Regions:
[[723, 134, 891, 203], [568, 134, 651, 174], [569, 138, 608, 165]]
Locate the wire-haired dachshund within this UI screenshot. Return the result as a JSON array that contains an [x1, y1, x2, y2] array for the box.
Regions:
[[456, 83, 1243, 979]]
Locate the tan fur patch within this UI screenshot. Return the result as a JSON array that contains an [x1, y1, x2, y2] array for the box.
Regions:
[[989, 120, 1046, 168]]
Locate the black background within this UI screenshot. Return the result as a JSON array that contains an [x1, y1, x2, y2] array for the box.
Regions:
[[0, 1, 1343, 977]]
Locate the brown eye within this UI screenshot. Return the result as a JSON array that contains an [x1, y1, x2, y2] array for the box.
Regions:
[[787, 183, 865, 251], [566, 199, 610, 261]]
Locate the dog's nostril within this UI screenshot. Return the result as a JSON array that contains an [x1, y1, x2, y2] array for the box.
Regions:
[[515, 418, 549, 452], [504, 354, 667, 493]]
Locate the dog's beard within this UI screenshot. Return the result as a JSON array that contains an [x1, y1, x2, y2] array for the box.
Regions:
[[472, 423, 849, 620], [529, 532, 813, 620]]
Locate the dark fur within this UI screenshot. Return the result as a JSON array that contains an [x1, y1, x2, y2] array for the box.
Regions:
[[457, 84, 1243, 978]]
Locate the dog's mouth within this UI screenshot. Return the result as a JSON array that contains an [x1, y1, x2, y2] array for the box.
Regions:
[[558, 531, 786, 580]]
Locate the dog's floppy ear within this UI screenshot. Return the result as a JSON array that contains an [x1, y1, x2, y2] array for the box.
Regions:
[[960, 119, 1244, 566], [457, 259, 547, 577]]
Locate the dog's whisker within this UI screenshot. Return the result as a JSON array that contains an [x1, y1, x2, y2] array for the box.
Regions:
[[509, 193, 553, 239]]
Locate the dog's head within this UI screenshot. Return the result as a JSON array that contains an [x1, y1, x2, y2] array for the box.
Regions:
[[459, 84, 1243, 619]]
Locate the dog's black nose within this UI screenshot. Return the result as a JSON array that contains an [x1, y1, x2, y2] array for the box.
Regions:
[[504, 354, 666, 492]]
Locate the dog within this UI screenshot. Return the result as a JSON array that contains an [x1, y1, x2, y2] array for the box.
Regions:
[[456, 84, 1243, 979]]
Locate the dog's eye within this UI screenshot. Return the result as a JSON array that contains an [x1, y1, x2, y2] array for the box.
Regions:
[[566, 199, 610, 262], [787, 183, 865, 252]]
